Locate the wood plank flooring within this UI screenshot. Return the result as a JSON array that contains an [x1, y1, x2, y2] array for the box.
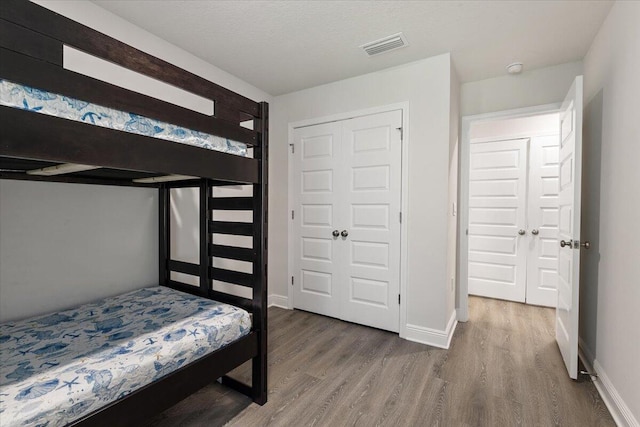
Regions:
[[146, 297, 614, 426]]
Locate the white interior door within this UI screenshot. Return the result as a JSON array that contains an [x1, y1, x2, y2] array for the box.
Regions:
[[341, 111, 402, 332], [556, 76, 583, 379], [468, 138, 528, 302], [292, 110, 402, 333], [527, 135, 560, 307], [292, 122, 343, 318]]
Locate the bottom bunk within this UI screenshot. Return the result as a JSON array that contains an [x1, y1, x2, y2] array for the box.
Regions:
[[0, 286, 258, 427]]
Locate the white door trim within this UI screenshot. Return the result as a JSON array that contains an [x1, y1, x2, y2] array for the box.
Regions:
[[458, 103, 560, 322], [287, 102, 410, 338]]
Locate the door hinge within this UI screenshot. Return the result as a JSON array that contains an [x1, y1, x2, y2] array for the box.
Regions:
[[289, 143, 294, 154], [399, 212, 402, 223], [291, 210, 295, 220], [398, 294, 401, 304], [396, 127, 403, 141], [291, 276, 294, 286]]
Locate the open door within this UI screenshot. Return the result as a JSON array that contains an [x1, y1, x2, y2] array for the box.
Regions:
[[556, 76, 584, 379]]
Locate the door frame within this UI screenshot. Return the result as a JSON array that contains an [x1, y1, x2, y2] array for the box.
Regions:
[[287, 102, 410, 336], [458, 103, 561, 322]]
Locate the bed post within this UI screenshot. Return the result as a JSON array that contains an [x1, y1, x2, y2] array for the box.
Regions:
[[159, 184, 169, 286], [200, 178, 212, 296], [252, 101, 269, 404]]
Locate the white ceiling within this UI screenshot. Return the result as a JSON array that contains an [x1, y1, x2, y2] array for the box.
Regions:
[[92, 0, 613, 96]]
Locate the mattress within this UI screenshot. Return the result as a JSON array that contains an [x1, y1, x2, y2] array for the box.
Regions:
[[0, 79, 248, 157], [0, 286, 251, 427]]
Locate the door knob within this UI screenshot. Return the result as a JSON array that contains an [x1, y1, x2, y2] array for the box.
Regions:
[[341, 230, 349, 237], [581, 240, 591, 249], [531, 229, 539, 235], [560, 239, 573, 248], [518, 229, 526, 236], [332, 230, 340, 237]]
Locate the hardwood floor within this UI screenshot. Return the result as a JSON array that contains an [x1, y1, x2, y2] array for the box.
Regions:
[[147, 297, 614, 426]]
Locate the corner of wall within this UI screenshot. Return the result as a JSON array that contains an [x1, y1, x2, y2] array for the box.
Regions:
[[405, 309, 458, 349], [447, 57, 461, 321], [268, 294, 289, 309]]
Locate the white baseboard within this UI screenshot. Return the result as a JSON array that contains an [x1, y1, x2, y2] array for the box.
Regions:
[[268, 294, 289, 309], [579, 342, 639, 427], [593, 359, 639, 427], [404, 310, 457, 349]]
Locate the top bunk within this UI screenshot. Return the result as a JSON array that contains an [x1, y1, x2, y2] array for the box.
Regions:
[[0, 0, 268, 187]]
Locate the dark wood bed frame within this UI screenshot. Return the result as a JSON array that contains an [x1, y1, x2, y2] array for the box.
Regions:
[[0, 1, 268, 425]]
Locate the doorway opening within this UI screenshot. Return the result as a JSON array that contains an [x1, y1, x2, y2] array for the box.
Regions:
[[458, 103, 563, 323], [458, 76, 590, 379]]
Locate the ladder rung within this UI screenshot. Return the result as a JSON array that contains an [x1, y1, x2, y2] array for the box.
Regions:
[[209, 221, 253, 236], [168, 260, 199, 275], [209, 244, 256, 262], [210, 267, 254, 288], [209, 197, 253, 210]]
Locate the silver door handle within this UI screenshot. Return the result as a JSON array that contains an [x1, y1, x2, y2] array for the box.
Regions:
[[581, 240, 591, 249], [531, 229, 539, 235], [332, 230, 340, 237], [518, 229, 526, 235], [560, 239, 572, 248], [341, 230, 349, 237]]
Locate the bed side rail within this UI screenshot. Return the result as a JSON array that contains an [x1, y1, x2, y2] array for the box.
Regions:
[[69, 332, 259, 426]]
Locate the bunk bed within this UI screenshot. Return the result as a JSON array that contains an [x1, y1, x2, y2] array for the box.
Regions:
[[0, 1, 268, 426]]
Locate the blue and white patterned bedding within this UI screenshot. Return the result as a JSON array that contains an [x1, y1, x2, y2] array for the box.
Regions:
[[0, 79, 248, 157], [0, 286, 251, 427]]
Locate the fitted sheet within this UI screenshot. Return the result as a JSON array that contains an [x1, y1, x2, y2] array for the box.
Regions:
[[0, 79, 249, 157], [0, 286, 251, 427]]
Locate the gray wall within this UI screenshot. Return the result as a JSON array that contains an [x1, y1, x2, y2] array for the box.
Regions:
[[0, 180, 158, 321], [581, 1, 640, 422]]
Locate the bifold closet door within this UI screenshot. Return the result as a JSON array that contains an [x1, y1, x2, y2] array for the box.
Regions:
[[292, 110, 402, 333], [468, 138, 529, 303]]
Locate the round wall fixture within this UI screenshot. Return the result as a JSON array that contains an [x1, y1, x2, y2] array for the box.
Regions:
[[506, 62, 524, 74]]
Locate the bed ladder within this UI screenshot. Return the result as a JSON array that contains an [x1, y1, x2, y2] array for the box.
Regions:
[[158, 101, 268, 405]]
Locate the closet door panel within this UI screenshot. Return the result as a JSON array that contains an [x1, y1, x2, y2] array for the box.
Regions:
[[341, 110, 402, 332], [526, 135, 560, 307], [293, 122, 344, 318], [468, 138, 528, 303]]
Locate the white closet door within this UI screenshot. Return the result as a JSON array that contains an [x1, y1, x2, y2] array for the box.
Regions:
[[341, 110, 402, 332], [556, 76, 583, 380], [292, 110, 402, 333], [292, 122, 343, 318], [468, 138, 528, 302], [527, 135, 560, 307]]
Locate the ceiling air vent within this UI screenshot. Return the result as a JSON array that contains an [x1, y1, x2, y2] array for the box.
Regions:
[[360, 32, 409, 57]]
